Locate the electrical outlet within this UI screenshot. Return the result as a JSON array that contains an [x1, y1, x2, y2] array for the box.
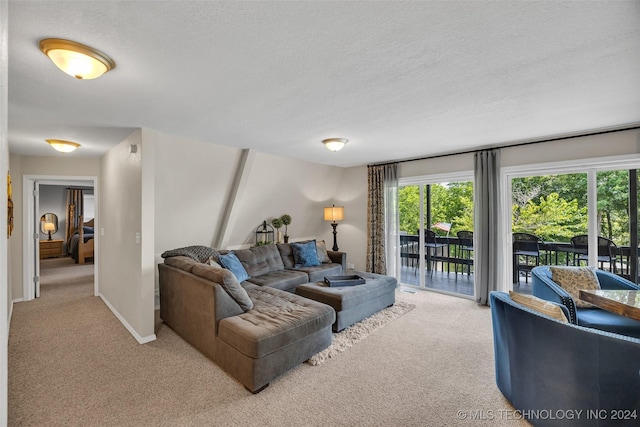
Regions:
[[347, 263, 354, 270]]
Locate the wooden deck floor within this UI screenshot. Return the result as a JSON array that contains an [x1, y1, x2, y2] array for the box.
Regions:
[[398, 265, 533, 297]]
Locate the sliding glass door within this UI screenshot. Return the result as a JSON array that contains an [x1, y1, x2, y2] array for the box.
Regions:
[[508, 161, 640, 291], [398, 174, 474, 298]]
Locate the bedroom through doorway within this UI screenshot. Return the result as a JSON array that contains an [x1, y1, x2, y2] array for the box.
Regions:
[[38, 183, 95, 299], [22, 175, 98, 302]]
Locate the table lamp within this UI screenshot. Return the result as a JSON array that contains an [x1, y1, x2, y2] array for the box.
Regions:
[[43, 222, 56, 241], [324, 205, 344, 251]]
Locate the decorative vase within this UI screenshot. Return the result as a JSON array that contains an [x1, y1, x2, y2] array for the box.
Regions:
[[284, 235, 289, 243]]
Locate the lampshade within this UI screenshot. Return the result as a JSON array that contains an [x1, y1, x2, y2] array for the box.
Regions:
[[46, 139, 81, 153], [322, 138, 348, 152], [324, 205, 344, 223], [43, 222, 56, 232], [39, 38, 116, 80]]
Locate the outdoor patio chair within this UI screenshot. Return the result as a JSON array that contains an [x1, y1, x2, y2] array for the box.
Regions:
[[512, 232, 545, 283], [456, 230, 474, 275], [400, 234, 419, 273], [419, 229, 448, 274], [570, 234, 618, 273]]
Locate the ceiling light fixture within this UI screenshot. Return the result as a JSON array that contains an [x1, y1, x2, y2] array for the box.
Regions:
[[322, 138, 348, 152], [39, 38, 116, 80], [46, 139, 81, 153]]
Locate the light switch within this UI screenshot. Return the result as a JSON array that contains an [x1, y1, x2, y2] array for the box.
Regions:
[[100, 227, 105, 236], [135, 232, 141, 244]]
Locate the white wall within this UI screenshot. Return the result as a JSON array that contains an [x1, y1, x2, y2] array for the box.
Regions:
[[1, 0, 9, 421], [99, 130, 155, 343], [331, 165, 368, 271], [500, 128, 640, 166], [7, 155, 100, 300], [397, 128, 640, 179], [149, 129, 359, 300]]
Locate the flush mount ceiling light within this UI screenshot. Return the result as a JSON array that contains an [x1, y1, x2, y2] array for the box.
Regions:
[[46, 139, 81, 153], [39, 38, 116, 80], [322, 138, 348, 152]]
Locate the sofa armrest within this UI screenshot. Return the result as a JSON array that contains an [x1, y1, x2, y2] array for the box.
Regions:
[[327, 250, 347, 273], [531, 267, 578, 324], [596, 270, 640, 290]]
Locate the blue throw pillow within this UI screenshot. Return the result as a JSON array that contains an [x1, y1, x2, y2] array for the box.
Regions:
[[218, 251, 250, 282], [291, 240, 321, 268]]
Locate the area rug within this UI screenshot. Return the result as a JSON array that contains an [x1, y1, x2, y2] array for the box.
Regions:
[[306, 300, 416, 366]]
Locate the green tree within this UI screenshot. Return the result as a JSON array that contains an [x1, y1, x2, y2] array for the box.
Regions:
[[399, 186, 420, 234], [513, 193, 587, 242]]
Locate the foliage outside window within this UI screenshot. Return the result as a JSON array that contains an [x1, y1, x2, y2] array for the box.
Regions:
[[511, 170, 633, 245], [399, 181, 474, 236]]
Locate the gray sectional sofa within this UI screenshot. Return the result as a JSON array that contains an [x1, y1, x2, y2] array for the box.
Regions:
[[158, 242, 346, 392]]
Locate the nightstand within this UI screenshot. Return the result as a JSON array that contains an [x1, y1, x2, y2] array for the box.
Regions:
[[40, 239, 64, 259]]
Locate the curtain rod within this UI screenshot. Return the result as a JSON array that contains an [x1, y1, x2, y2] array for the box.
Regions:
[[369, 124, 640, 168]]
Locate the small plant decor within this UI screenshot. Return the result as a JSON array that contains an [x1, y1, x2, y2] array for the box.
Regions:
[[271, 217, 283, 243], [280, 214, 292, 243]]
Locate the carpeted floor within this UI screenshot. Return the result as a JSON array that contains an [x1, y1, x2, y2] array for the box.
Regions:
[[9, 259, 527, 426], [307, 300, 415, 366]]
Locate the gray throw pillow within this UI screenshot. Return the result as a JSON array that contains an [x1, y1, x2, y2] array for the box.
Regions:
[[191, 264, 253, 311], [316, 240, 331, 263]]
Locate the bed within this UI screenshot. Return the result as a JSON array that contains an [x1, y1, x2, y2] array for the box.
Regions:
[[68, 217, 94, 264]]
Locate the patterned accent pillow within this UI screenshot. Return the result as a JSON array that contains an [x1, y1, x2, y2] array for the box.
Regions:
[[316, 240, 331, 263], [161, 245, 220, 263], [218, 251, 250, 283], [509, 291, 568, 323], [291, 240, 321, 268], [550, 266, 601, 308]]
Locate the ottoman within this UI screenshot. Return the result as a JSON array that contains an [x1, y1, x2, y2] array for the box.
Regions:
[[295, 271, 397, 332]]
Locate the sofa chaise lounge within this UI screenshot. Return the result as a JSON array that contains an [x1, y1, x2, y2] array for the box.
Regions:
[[158, 242, 345, 392]]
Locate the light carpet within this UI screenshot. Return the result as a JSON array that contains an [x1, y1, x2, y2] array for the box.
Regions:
[[9, 261, 527, 426], [307, 300, 415, 366]]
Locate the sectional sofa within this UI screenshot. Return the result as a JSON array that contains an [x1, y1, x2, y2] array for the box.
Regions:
[[158, 241, 345, 392]]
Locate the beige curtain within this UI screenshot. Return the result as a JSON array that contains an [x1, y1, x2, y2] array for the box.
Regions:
[[366, 163, 398, 274], [65, 188, 84, 244]]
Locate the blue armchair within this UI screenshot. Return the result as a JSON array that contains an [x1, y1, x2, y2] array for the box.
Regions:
[[490, 291, 640, 426], [532, 266, 640, 338]]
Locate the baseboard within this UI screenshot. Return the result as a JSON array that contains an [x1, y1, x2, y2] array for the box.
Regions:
[[98, 293, 157, 344]]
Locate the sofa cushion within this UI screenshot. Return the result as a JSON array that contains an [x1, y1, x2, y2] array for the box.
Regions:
[[277, 243, 297, 268], [550, 266, 600, 308], [509, 291, 568, 323], [163, 255, 200, 273], [245, 269, 309, 292], [576, 308, 640, 338], [218, 285, 335, 359], [233, 244, 285, 277], [219, 251, 250, 283], [191, 263, 253, 311], [296, 263, 344, 283], [316, 240, 331, 263], [161, 245, 220, 263], [291, 240, 321, 267]]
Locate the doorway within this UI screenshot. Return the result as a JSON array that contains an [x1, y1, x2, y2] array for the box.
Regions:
[[22, 175, 98, 301]]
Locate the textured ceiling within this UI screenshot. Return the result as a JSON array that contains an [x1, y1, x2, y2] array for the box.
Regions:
[[7, 1, 640, 167]]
